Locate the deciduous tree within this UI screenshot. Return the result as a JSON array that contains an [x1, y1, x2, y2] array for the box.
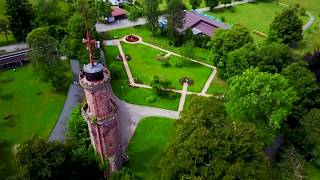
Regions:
[[225, 43, 257, 79], [166, 0, 185, 42], [0, 17, 10, 42], [256, 42, 298, 73], [282, 61, 320, 118], [159, 97, 267, 179], [211, 24, 253, 73], [227, 68, 297, 144], [205, 0, 219, 10], [5, 0, 33, 42], [27, 27, 69, 91], [190, 0, 202, 9], [143, 0, 160, 34], [269, 7, 303, 44], [302, 109, 320, 167]]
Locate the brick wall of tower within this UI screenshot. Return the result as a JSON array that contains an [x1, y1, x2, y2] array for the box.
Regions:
[[80, 68, 122, 171]]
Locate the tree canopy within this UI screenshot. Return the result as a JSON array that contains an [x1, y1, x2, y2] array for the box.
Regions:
[[227, 68, 297, 144], [143, 0, 160, 34], [159, 96, 267, 179], [5, 0, 33, 42], [211, 24, 253, 73], [282, 61, 320, 118], [269, 7, 303, 44]]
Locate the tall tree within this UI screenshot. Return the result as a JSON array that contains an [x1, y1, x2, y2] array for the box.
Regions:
[[144, 0, 160, 34], [205, 0, 219, 10], [225, 43, 257, 79], [211, 24, 253, 74], [0, 17, 10, 42], [227, 68, 297, 144], [302, 109, 320, 167], [33, 0, 59, 26], [128, 6, 141, 26], [256, 42, 298, 73], [269, 7, 303, 44], [190, 0, 202, 9], [95, 0, 112, 19], [16, 136, 103, 179], [282, 61, 320, 118], [166, 0, 185, 41], [159, 97, 267, 179], [27, 27, 69, 91], [5, 0, 33, 42], [220, 0, 232, 6]]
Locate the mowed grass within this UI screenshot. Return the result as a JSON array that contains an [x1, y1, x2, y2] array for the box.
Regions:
[[122, 43, 212, 92], [0, 66, 66, 177], [125, 117, 176, 179], [207, 73, 227, 94], [103, 45, 180, 111], [105, 25, 212, 63], [204, 0, 308, 43]]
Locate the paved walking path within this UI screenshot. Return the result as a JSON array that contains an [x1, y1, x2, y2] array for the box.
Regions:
[[95, 18, 147, 32], [178, 83, 188, 112], [196, 0, 255, 12], [105, 37, 217, 99], [0, 43, 28, 53], [48, 84, 84, 142], [303, 11, 315, 32], [200, 68, 217, 96], [139, 41, 215, 69]]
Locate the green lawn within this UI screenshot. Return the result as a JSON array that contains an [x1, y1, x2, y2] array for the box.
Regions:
[[122, 43, 212, 93], [104, 45, 180, 111], [204, 0, 308, 43], [0, 66, 66, 177], [105, 25, 212, 63], [207, 72, 228, 94], [125, 117, 176, 179]]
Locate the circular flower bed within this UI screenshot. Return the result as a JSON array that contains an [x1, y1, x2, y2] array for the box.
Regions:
[[125, 34, 140, 42], [179, 77, 194, 86]]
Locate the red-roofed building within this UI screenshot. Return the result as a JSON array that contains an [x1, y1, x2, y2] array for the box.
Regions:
[[177, 11, 230, 37], [106, 7, 127, 23]]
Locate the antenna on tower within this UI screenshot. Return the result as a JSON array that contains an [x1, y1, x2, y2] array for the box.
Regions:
[[80, 1, 97, 66]]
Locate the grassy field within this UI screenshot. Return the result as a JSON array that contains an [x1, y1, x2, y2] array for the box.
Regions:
[[105, 25, 212, 63], [207, 73, 228, 94], [204, 0, 308, 43], [122, 43, 212, 92], [104, 45, 180, 111], [0, 66, 66, 177], [125, 117, 176, 179]]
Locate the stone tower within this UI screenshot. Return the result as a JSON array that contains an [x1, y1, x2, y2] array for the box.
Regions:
[[79, 33, 122, 173]]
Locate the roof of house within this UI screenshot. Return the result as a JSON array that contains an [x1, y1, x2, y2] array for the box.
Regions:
[[112, 7, 127, 17], [177, 11, 230, 37]]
